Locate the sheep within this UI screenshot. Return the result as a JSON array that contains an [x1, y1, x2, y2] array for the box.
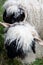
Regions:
[[2, 0, 43, 64]]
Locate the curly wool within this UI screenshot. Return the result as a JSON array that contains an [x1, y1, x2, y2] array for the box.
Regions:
[[3, 0, 43, 63]]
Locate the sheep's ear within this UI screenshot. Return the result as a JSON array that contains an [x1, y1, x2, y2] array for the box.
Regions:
[[0, 22, 10, 28]]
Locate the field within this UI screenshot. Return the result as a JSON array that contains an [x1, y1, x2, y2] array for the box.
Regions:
[[0, 0, 43, 65]]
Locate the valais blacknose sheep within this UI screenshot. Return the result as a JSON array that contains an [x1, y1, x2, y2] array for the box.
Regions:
[[1, 0, 43, 64]]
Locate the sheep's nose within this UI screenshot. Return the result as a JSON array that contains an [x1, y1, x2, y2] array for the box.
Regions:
[[13, 8, 25, 22]]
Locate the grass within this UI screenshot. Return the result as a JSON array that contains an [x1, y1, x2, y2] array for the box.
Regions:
[[0, 0, 43, 65]]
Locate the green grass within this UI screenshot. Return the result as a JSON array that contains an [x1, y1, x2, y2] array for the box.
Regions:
[[0, 0, 43, 65], [29, 58, 43, 65], [0, 0, 4, 54]]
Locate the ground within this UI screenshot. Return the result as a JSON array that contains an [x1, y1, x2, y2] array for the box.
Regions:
[[0, 0, 43, 65]]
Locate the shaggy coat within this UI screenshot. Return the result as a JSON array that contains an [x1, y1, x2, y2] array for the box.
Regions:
[[3, 0, 43, 63]]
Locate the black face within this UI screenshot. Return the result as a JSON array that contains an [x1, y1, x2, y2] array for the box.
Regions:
[[5, 39, 26, 59], [5, 37, 36, 59], [3, 8, 25, 24]]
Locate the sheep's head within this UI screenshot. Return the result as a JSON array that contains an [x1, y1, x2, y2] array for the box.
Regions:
[[3, 0, 27, 24], [0, 22, 43, 59]]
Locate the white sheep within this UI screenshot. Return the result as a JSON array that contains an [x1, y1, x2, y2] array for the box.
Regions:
[[2, 0, 43, 64]]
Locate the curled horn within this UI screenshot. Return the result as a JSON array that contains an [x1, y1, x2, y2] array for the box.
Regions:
[[0, 22, 11, 27], [34, 37, 43, 46], [32, 30, 43, 46]]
